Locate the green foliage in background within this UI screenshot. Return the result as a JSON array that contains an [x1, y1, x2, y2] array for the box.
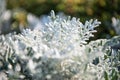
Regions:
[[6, 0, 120, 39]]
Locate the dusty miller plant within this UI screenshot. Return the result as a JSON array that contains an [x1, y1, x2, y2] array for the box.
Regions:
[[112, 17, 120, 35], [0, 10, 120, 80]]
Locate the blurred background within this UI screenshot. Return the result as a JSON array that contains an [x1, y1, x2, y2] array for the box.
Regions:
[[0, 0, 120, 40]]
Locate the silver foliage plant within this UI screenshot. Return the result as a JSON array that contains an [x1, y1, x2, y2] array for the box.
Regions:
[[112, 17, 120, 35], [0, 10, 120, 80]]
